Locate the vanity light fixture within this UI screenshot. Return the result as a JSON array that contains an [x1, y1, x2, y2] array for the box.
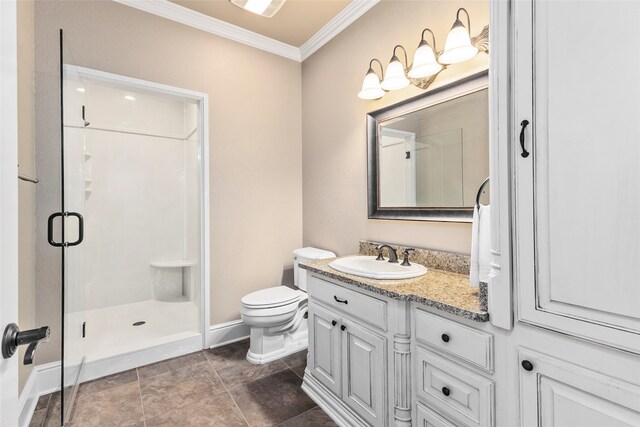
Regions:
[[358, 8, 488, 100], [439, 8, 479, 65], [381, 45, 411, 91], [230, 0, 286, 18], [408, 29, 442, 79], [358, 59, 386, 100]]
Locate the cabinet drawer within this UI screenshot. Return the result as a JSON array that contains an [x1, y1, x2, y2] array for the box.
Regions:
[[416, 346, 494, 427], [416, 403, 457, 427], [308, 275, 387, 331], [415, 308, 493, 371]]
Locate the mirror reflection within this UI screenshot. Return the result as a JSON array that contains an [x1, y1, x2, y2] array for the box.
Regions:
[[378, 88, 488, 208]]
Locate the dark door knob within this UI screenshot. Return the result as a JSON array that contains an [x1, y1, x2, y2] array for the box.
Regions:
[[441, 334, 450, 343], [340, 325, 346, 331], [331, 320, 337, 326], [521, 360, 534, 371], [2, 323, 50, 365], [442, 387, 451, 396]]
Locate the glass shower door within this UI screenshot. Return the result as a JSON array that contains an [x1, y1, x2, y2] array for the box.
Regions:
[[59, 30, 88, 425]]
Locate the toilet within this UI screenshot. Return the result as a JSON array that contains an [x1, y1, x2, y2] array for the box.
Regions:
[[241, 247, 335, 364]]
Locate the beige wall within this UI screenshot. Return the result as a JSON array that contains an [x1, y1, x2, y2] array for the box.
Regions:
[[301, 0, 489, 257], [34, 0, 302, 364], [18, 0, 36, 394]]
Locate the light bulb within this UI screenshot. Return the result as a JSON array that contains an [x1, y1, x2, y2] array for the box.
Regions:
[[381, 57, 410, 91], [439, 19, 478, 65], [409, 41, 442, 78], [358, 69, 384, 100]]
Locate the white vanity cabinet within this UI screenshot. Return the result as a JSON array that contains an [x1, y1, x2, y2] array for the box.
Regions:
[[302, 271, 494, 427], [304, 276, 389, 427], [512, 0, 640, 354], [412, 307, 494, 427]]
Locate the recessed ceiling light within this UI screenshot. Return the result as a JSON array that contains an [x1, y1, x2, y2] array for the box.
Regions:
[[124, 95, 136, 101], [229, 0, 286, 18], [76, 87, 85, 93]]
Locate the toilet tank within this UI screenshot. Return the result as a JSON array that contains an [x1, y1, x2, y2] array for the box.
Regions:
[[293, 247, 336, 291]]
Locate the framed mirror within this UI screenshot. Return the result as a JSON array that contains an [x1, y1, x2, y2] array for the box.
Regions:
[[367, 70, 488, 222]]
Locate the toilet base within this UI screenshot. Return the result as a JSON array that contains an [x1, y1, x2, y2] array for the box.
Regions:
[[246, 321, 308, 365]]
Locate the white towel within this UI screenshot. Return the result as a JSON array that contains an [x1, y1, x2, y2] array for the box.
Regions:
[[470, 204, 491, 287]]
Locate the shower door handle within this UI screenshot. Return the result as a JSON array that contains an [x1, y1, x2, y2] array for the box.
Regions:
[[47, 211, 84, 247], [47, 212, 64, 247], [65, 212, 84, 247]]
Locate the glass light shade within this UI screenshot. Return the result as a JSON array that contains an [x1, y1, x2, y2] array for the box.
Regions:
[[358, 70, 385, 100], [244, 0, 271, 15], [381, 58, 410, 91], [408, 42, 442, 78], [439, 20, 479, 64]]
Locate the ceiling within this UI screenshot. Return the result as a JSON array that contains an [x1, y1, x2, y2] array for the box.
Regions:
[[170, 0, 352, 47]]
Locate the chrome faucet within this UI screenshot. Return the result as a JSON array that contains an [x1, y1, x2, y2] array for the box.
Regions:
[[376, 244, 399, 263]]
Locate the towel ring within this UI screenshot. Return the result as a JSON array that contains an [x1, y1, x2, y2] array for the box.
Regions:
[[475, 177, 490, 208]]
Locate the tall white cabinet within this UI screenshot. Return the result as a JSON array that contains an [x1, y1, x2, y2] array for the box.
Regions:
[[507, 0, 640, 425], [512, 0, 640, 355]]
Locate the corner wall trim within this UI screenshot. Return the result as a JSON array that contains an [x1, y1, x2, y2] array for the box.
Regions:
[[299, 0, 381, 61], [112, 0, 380, 62], [112, 0, 301, 61], [207, 319, 250, 349]]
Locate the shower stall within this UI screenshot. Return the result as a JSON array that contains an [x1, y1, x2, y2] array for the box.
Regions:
[[54, 49, 209, 423]]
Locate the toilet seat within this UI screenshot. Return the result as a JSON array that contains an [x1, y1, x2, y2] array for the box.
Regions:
[[241, 286, 302, 309]]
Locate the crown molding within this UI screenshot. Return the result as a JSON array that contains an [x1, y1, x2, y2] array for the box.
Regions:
[[113, 0, 301, 61], [299, 0, 380, 61], [113, 0, 379, 62]]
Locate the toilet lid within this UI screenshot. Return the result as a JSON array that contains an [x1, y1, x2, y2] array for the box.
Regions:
[[241, 286, 301, 308]]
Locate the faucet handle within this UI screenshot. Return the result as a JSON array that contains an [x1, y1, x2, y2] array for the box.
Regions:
[[369, 242, 385, 260], [401, 248, 416, 266]]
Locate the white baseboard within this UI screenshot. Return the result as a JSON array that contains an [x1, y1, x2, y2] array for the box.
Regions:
[[207, 319, 249, 348], [18, 361, 61, 427]]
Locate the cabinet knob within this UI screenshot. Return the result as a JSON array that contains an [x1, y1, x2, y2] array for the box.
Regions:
[[442, 387, 450, 397], [521, 360, 534, 372], [340, 325, 346, 331], [441, 333, 450, 343], [331, 320, 337, 326]]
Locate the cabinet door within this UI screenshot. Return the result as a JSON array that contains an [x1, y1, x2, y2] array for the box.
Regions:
[[307, 302, 342, 396], [341, 318, 386, 426], [514, 0, 640, 353], [519, 348, 640, 427], [417, 404, 457, 427]]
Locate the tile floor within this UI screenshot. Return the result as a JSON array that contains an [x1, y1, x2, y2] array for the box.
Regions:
[[30, 340, 337, 427]]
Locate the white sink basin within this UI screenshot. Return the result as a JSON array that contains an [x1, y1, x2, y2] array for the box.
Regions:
[[329, 256, 427, 280]]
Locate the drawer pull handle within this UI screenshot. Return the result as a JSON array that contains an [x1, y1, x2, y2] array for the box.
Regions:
[[334, 296, 348, 304], [341, 325, 347, 331], [331, 320, 337, 326], [442, 387, 450, 397], [441, 333, 450, 343], [521, 360, 534, 372]]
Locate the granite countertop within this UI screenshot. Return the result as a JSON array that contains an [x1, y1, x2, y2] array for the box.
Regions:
[[300, 257, 489, 322]]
